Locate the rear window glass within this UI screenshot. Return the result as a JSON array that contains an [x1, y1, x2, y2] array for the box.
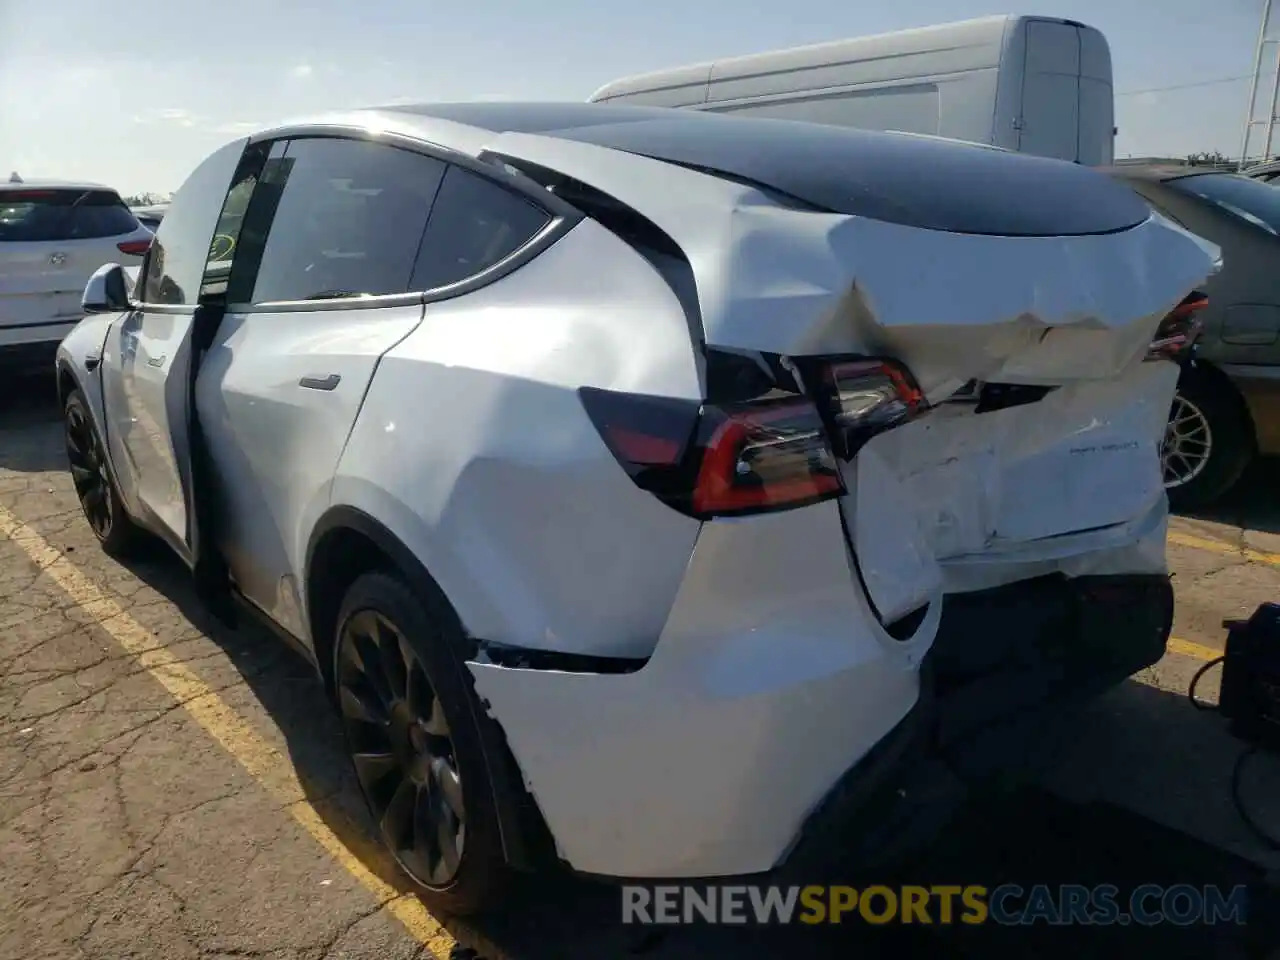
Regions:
[[409, 165, 551, 289], [0, 189, 139, 242], [1168, 173, 1280, 236]]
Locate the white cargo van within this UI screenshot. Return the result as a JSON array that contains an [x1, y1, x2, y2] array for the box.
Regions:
[[589, 14, 1115, 165]]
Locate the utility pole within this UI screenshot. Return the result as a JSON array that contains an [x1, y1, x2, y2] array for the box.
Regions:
[[1240, 0, 1280, 169]]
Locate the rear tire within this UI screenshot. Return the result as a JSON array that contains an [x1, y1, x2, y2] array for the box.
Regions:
[[63, 388, 143, 558], [1163, 367, 1253, 511], [333, 572, 511, 916]]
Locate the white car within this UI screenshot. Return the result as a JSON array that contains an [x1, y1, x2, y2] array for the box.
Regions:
[[131, 204, 168, 232], [1, 181, 152, 372], [56, 103, 1216, 915]]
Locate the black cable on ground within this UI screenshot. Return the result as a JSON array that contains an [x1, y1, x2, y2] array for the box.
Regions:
[[1188, 655, 1226, 711], [1184, 655, 1280, 850]]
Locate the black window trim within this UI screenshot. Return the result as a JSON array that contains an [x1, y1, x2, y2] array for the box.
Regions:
[[218, 124, 582, 314], [132, 135, 259, 314]]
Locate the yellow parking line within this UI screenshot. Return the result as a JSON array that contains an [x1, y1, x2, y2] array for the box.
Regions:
[[0, 506, 457, 958], [1167, 636, 1223, 663], [1168, 530, 1280, 568], [0, 495, 1236, 949]]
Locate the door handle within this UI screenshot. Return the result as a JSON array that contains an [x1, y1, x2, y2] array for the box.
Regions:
[[147, 355, 166, 367], [299, 373, 341, 391]]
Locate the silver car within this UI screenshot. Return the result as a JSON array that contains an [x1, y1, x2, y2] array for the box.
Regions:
[[57, 103, 1213, 915], [1109, 164, 1280, 507]]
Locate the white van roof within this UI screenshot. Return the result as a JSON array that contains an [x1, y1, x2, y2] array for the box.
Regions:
[[590, 14, 1085, 102]]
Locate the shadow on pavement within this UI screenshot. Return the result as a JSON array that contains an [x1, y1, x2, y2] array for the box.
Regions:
[[7, 364, 1279, 957], [0, 371, 65, 473], [1178, 455, 1280, 536], [106, 540, 1280, 959]]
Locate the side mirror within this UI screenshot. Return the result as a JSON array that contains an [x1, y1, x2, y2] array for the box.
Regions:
[[82, 263, 133, 314]]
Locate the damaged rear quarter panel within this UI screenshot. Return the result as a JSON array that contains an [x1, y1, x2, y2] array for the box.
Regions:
[[483, 131, 1218, 393]]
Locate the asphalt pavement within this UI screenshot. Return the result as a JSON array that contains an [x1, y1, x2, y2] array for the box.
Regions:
[[1, 373, 1278, 960]]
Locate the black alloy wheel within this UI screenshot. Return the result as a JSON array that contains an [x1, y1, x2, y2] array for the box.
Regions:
[[336, 607, 467, 887], [64, 389, 139, 556], [66, 400, 113, 540]]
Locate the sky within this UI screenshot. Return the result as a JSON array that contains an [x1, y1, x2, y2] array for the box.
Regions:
[[0, 0, 1271, 195]]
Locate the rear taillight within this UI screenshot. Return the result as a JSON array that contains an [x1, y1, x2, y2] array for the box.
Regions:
[[117, 239, 151, 256], [806, 358, 926, 459], [1146, 291, 1207, 363], [692, 397, 841, 515], [580, 356, 925, 519]]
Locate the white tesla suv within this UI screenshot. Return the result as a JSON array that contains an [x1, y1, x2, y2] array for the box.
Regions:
[[56, 103, 1217, 915], [1, 181, 151, 372]]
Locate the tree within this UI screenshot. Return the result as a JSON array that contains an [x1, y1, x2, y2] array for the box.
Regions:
[[1185, 150, 1231, 167]]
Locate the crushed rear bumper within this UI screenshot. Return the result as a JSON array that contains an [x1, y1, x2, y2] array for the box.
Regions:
[[778, 572, 1174, 879]]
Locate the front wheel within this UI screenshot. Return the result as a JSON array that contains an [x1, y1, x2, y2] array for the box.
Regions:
[[1162, 369, 1253, 511], [333, 572, 511, 916], [64, 388, 142, 557]]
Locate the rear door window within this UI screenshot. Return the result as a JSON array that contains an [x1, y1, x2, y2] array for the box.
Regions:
[[410, 165, 551, 289], [247, 137, 447, 303], [0, 189, 139, 242]]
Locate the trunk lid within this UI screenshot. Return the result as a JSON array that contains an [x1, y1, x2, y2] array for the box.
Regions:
[[848, 361, 1177, 622]]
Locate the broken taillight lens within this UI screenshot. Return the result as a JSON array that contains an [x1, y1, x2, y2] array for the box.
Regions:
[[806, 358, 927, 459], [579, 356, 925, 519], [1146, 290, 1207, 363]]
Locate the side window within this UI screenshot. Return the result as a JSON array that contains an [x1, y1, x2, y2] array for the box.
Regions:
[[249, 138, 447, 303], [200, 140, 279, 301], [409, 165, 552, 290], [141, 138, 253, 306]]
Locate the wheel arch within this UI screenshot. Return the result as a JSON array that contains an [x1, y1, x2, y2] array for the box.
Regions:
[[1184, 359, 1258, 450], [303, 505, 556, 872], [55, 352, 133, 517], [304, 505, 475, 699], [55, 359, 79, 409]]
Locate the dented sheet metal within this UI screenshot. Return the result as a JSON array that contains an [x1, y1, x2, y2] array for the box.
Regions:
[[484, 130, 1218, 617], [484, 131, 1218, 396], [849, 361, 1180, 617]]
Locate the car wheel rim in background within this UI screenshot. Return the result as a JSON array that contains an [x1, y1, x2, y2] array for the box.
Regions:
[[1161, 392, 1213, 489]]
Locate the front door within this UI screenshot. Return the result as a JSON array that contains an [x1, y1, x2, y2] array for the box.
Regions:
[[100, 136, 253, 565]]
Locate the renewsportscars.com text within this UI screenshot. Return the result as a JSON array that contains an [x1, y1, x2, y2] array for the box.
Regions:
[[621, 883, 1250, 927]]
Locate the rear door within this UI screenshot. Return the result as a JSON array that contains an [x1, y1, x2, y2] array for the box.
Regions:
[[192, 136, 451, 638], [0, 187, 150, 347], [1017, 19, 1081, 161]]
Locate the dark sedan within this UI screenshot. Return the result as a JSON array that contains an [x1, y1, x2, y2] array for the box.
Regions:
[[1105, 164, 1280, 507]]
